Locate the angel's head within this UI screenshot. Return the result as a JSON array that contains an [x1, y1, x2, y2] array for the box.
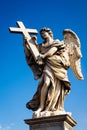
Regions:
[[40, 27, 53, 41]]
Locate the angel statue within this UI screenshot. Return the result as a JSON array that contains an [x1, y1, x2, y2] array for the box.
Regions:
[[24, 27, 83, 118]]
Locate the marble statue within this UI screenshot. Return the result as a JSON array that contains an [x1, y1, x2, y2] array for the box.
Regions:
[[24, 28, 84, 118], [9, 21, 83, 118]]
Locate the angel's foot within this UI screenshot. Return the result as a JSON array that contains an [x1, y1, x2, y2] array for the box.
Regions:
[[35, 107, 43, 114], [59, 107, 65, 111], [33, 107, 44, 118], [51, 108, 56, 111]]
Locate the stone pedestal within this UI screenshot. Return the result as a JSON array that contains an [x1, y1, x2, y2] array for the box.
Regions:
[[24, 114, 77, 130]]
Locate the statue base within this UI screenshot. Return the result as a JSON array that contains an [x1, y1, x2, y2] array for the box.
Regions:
[[24, 114, 77, 130]]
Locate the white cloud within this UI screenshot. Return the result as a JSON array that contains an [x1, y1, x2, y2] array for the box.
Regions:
[[0, 125, 2, 129], [0, 123, 15, 130]]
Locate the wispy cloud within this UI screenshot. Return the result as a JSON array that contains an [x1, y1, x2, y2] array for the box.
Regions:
[[0, 123, 15, 130], [0, 124, 2, 129]]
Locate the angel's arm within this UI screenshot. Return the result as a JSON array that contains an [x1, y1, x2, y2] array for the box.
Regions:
[[40, 47, 57, 58]]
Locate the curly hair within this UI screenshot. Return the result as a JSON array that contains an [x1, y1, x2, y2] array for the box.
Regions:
[[40, 27, 53, 38]]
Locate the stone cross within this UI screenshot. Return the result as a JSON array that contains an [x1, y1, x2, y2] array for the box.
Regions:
[[9, 21, 43, 64]]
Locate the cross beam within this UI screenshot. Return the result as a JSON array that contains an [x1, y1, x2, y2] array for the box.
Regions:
[[9, 21, 43, 64], [9, 21, 38, 39]]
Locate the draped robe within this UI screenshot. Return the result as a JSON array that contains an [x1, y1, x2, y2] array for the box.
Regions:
[[25, 40, 71, 111]]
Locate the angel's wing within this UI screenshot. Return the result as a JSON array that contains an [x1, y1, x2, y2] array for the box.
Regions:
[[63, 29, 83, 80]]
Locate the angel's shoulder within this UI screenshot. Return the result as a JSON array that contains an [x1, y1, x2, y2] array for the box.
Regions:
[[53, 39, 65, 46], [54, 39, 61, 43]]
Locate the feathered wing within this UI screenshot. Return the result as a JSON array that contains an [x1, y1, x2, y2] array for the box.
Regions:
[[63, 29, 83, 80]]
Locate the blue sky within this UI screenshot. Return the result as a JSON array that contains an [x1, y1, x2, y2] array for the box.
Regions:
[[0, 0, 87, 130]]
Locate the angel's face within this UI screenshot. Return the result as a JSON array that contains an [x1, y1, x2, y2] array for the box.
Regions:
[[41, 31, 50, 39]]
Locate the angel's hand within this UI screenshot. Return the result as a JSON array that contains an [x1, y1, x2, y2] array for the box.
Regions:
[[31, 35, 37, 43], [36, 55, 43, 65], [40, 54, 45, 59]]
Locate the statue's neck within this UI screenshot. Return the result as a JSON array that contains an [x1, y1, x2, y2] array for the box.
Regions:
[[43, 38, 53, 46]]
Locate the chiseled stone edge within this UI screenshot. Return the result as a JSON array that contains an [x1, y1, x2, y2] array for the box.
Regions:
[[24, 114, 77, 127]]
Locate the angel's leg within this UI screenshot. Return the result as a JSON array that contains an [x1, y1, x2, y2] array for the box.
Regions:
[[35, 74, 50, 113], [58, 83, 66, 111]]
